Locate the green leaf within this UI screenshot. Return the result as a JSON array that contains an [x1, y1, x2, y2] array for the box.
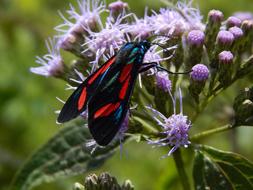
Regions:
[[193, 145, 253, 190], [11, 124, 120, 190]]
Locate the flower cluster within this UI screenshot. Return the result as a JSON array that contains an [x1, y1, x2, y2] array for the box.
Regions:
[[147, 89, 191, 156], [31, 0, 203, 79], [31, 0, 253, 156]]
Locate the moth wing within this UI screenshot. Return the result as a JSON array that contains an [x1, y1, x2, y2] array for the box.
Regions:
[[57, 55, 116, 123], [88, 61, 138, 146]]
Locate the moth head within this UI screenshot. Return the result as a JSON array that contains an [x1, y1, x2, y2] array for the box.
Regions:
[[139, 40, 151, 52]]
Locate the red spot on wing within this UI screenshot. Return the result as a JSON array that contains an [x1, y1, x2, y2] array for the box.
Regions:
[[100, 56, 116, 73], [119, 76, 130, 99], [78, 87, 87, 110], [119, 64, 133, 83], [88, 56, 116, 85], [94, 102, 120, 119]]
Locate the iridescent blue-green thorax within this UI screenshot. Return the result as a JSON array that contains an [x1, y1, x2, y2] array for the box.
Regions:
[[116, 40, 151, 66]]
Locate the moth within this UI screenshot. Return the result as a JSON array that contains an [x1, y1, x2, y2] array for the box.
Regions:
[[57, 40, 169, 146]]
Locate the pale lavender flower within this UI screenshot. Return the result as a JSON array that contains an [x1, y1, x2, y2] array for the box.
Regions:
[[124, 9, 153, 40], [30, 38, 65, 77], [150, 1, 204, 37], [143, 47, 162, 64], [229, 26, 243, 40], [147, 89, 191, 156], [55, 0, 106, 49], [143, 45, 176, 63], [83, 14, 129, 55], [156, 72, 172, 92], [190, 64, 209, 81]]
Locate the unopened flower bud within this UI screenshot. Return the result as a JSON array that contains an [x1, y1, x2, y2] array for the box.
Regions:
[[205, 10, 224, 56], [208, 10, 224, 23], [187, 30, 205, 47], [156, 72, 172, 92], [170, 37, 184, 69], [189, 64, 209, 103], [226, 16, 242, 28], [233, 12, 253, 22], [186, 30, 205, 68], [109, 1, 128, 18], [58, 34, 84, 56], [240, 20, 253, 53], [210, 31, 234, 67], [84, 174, 98, 190], [233, 87, 253, 126], [218, 51, 234, 86], [228, 26, 244, 53], [73, 182, 84, 190], [216, 31, 234, 47], [229, 26, 243, 40], [99, 172, 120, 189], [58, 34, 77, 50], [155, 71, 172, 114], [242, 20, 253, 33], [219, 51, 234, 64], [122, 180, 134, 190], [190, 64, 209, 82]]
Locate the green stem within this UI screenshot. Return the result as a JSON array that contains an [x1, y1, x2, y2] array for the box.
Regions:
[[173, 149, 191, 190], [192, 94, 214, 122], [191, 124, 235, 141], [172, 67, 179, 93]]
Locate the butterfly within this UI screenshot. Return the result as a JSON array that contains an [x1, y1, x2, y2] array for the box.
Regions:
[[57, 40, 167, 146]]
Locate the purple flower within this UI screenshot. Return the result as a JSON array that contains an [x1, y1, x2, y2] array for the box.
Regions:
[[216, 30, 234, 46], [229, 26, 243, 40], [190, 64, 209, 82], [156, 72, 172, 92], [55, 0, 105, 35], [83, 14, 129, 55], [187, 30, 205, 47], [150, 2, 203, 36], [143, 47, 162, 64], [124, 9, 153, 40], [147, 89, 191, 156], [143, 45, 175, 63], [226, 16, 242, 27], [219, 51, 234, 64], [208, 10, 224, 22], [30, 38, 65, 77], [55, 0, 106, 50]]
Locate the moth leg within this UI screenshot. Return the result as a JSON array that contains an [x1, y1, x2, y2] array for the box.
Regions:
[[139, 62, 192, 75]]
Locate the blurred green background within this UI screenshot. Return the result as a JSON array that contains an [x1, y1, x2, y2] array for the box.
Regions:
[[1, 0, 253, 189]]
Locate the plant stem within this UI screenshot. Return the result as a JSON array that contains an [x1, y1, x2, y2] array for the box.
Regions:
[[190, 124, 235, 141], [173, 149, 191, 190]]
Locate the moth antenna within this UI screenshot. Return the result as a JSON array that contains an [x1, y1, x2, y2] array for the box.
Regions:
[[156, 66, 192, 75]]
